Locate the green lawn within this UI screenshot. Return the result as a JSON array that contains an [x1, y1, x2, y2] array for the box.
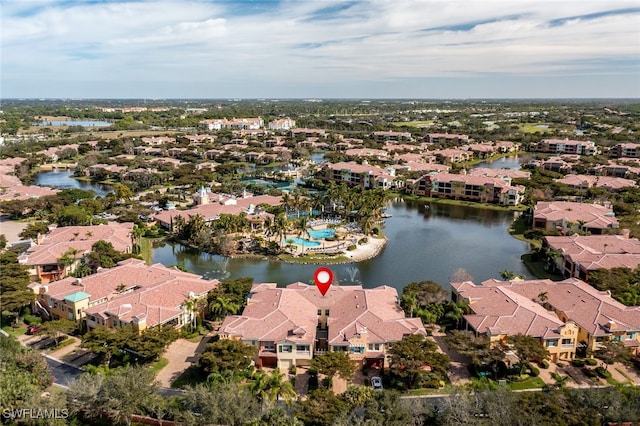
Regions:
[[508, 216, 541, 248], [2, 324, 28, 338], [508, 376, 545, 390], [518, 123, 555, 134], [149, 357, 169, 374]]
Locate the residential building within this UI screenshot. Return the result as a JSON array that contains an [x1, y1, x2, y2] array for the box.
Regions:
[[543, 234, 640, 280], [155, 191, 281, 229], [219, 282, 426, 370], [534, 139, 596, 155], [555, 174, 636, 191], [199, 117, 264, 131], [452, 278, 640, 358], [18, 223, 134, 283], [28, 259, 218, 332], [268, 118, 296, 131], [612, 143, 640, 158], [371, 131, 413, 142], [533, 201, 619, 234], [415, 172, 525, 205], [322, 161, 399, 190], [425, 133, 469, 144]]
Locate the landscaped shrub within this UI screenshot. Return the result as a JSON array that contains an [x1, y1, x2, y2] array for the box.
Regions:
[[347, 245, 357, 251], [585, 358, 598, 366], [582, 367, 598, 378], [571, 359, 585, 368], [528, 365, 540, 377], [539, 360, 549, 369], [595, 367, 612, 379], [358, 237, 368, 245], [289, 365, 297, 375], [23, 315, 41, 326], [524, 229, 544, 240]]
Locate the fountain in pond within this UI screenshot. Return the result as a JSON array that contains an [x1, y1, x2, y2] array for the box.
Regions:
[[203, 257, 231, 279], [344, 265, 361, 284]]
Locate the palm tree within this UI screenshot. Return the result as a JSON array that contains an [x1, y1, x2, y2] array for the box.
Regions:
[[181, 296, 198, 331], [251, 370, 296, 406], [209, 297, 240, 321]]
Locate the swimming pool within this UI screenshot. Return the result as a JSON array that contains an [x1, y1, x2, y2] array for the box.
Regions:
[[282, 237, 321, 247], [307, 229, 336, 239]]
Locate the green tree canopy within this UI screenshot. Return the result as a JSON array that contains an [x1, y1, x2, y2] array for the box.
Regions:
[[198, 339, 257, 375], [310, 351, 355, 383], [388, 333, 450, 389], [0, 250, 35, 323]]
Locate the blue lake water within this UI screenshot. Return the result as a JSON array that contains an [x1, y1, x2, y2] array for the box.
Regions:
[[34, 170, 113, 197], [152, 199, 531, 292]]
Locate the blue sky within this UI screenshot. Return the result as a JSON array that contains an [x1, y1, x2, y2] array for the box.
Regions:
[[2, 0, 639, 99]]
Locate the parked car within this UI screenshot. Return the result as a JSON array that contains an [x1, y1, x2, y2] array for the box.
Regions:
[[26, 325, 42, 335], [371, 376, 383, 390]]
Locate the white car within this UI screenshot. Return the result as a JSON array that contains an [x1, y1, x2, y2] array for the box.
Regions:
[[371, 376, 383, 390]]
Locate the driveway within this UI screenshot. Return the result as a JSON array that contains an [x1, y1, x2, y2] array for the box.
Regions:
[[430, 331, 471, 385], [155, 335, 214, 387]]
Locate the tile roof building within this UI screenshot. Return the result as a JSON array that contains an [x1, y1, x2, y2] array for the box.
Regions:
[[452, 278, 640, 360], [533, 201, 619, 235], [28, 259, 218, 332], [18, 223, 134, 283], [220, 283, 426, 370], [544, 234, 640, 280]]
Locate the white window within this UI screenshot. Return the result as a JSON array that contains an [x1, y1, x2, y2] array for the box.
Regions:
[[546, 339, 558, 347], [279, 345, 292, 353]]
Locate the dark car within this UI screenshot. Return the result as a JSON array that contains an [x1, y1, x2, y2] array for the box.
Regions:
[[371, 376, 383, 390], [26, 325, 42, 335]]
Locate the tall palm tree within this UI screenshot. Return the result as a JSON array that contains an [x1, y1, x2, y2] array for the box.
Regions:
[[251, 370, 296, 406], [181, 296, 198, 331], [209, 297, 240, 321]]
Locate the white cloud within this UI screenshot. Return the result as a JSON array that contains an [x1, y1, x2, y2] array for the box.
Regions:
[[1, 0, 639, 97]]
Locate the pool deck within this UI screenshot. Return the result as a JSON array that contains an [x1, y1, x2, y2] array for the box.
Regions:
[[283, 223, 387, 262]]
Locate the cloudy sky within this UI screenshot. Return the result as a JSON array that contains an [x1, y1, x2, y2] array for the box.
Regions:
[[2, 0, 639, 99]]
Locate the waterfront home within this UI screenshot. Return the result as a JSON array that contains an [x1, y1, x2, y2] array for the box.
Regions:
[[543, 233, 640, 280], [28, 259, 218, 332], [555, 174, 636, 191], [467, 168, 531, 180], [219, 282, 426, 370], [0, 157, 59, 201], [465, 143, 496, 159], [534, 139, 597, 155], [495, 141, 521, 153], [532, 201, 619, 234], [526, 156, 574, 173], [451, 278, 640, 358], [154, 191, 281, 230], [430, 148, 473, 163], [413, 172, 525, 205], [18, 223, 134, 283], [322, 161, 400, 190]]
